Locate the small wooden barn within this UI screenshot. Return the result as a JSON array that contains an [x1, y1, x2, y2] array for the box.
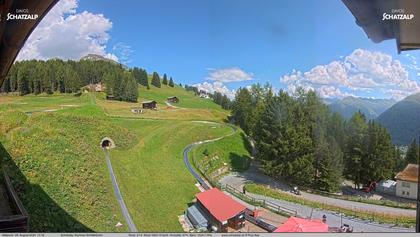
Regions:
[[167, 96, 179, 103], [142, 100, 157, 110]]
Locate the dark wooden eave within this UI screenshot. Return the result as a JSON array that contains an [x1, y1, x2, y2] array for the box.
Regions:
[[342, 0, 420, 53], [0, 0, 59, 87]]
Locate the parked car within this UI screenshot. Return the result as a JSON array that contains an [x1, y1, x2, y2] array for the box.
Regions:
[[291, 186, 301, 195], [362, 181, 377, 193]]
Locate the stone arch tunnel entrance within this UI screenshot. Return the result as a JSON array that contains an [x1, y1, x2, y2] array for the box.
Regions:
[[100, 137, 115, 149]]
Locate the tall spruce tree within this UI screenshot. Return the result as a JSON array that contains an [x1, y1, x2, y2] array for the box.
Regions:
[[162, 73, 168, 85], [151, 72, 161, 88], [406, 139, 419, 164], [122, 72, 139, 102], [131, 67, 142, 84], [360, 121, 395, 184], [17, 64, 29, 95], [141, 69, 149, 87], [232, 88, 254, 135], [255, 90, 315, 186], [343, 112, 367, 188], [169, 77, 174, 87]]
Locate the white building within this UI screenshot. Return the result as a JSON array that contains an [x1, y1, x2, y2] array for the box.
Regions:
[[198, 90, 209, 99], [395, 164, 418, 200]]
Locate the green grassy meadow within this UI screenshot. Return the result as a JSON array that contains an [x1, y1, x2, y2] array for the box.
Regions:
[[0, 86, 236, 232], [190, 130, 252, 179], [109, 119, 232, 231], [0, 108, 133, 231], [96, 84, 229, 122]]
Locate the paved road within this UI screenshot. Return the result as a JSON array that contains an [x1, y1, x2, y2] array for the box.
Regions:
[[104, 149, 138, 232], [219, 164, 415, 232], [247, 192, 413, 232], [220, 163, 416, 217]]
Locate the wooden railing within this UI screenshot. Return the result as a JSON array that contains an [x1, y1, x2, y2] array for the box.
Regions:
[[0, 169, 29, 232], [223, 184, 297, 217]]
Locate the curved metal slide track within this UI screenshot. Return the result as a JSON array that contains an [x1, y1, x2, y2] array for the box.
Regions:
[[104, 150, 138, 232]]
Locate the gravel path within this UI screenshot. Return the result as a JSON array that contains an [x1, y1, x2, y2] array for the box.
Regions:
[[165, 101, 180, 108]]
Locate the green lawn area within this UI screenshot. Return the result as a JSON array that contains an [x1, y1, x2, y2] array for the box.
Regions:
[[0, 93, 88, 113], [138, 83, 223, 110], [0, 107, 133, 231], [95, 84, 229, 122], [190, 129, 251, 180], [0, 87, 236, 232], [108, 119, 232, 232], [96, 97, 228, 122]]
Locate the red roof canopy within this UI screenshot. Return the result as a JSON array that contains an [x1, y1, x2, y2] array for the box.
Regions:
[[275, 217, 329, 233], [196, 188, 246, 223]]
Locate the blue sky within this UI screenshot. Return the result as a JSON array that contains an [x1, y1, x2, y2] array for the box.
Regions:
[[19, 0, 420, 100]]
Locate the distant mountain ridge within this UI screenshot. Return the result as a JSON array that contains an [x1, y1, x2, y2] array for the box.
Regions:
[[328, 96, 396, 120], [81, 54, 119, 64], [377, 93, 420, 145]]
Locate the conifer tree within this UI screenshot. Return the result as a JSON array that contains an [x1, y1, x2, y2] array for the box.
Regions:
[[151, 72, 161, 88], [406, 139, 419, 164], [162, 73, 168, 85], [169, 77, 174, 87]]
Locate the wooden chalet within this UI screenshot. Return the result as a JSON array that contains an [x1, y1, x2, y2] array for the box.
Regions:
[[167, 96, 179, 103], [142, 100, 157, 110]]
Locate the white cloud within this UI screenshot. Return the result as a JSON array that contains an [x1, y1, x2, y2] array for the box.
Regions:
[[193, 81, 236, 99], [286, 83, 355, 99], [112, 42, 133, 65], [281, 49, 420, 100], [206, 67, 253, 82], [404, 53, 420, 77], [316, 86, 355, 98], [16, 0, 118, 61]]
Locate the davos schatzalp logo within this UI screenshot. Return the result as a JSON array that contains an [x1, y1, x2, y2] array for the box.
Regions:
[[6, 9, 38, 21], [382, 9, 414, 21]]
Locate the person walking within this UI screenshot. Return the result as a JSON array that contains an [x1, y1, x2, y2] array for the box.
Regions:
[[322, 214, 327, 223]]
